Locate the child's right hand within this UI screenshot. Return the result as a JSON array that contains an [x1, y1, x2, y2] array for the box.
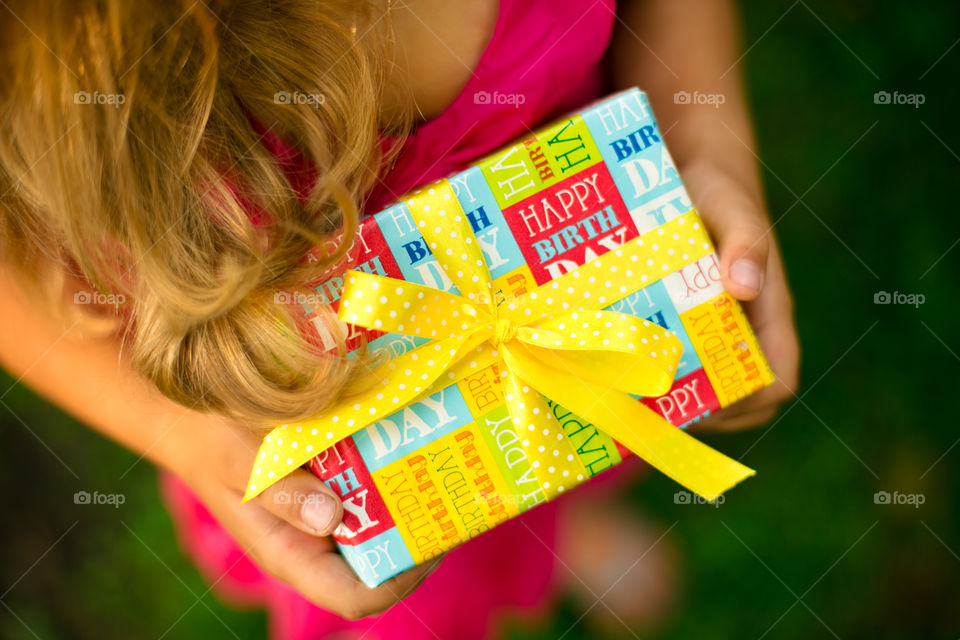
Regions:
[[179, 416, 441, 620], [1, 268, 440, 619]]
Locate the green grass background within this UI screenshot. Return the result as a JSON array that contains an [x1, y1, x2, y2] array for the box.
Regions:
[[2, 1, 959, 638]]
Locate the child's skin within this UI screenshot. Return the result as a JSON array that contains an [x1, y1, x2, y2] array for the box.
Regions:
[[0, 0, 797, 620]]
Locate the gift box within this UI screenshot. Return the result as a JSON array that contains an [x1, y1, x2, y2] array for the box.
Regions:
[[245, 87, 775, 587]]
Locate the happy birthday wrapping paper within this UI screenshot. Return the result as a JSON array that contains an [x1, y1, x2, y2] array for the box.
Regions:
[[246, 88, 776, 587]]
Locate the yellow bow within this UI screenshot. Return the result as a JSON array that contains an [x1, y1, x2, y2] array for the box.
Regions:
[[244, 181, 754, 503]]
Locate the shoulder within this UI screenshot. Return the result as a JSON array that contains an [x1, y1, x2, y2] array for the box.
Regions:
[[379, 0, 499, 124]]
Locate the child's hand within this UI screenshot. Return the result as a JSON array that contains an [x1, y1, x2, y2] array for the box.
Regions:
[[681, 161, 801, 431], [2, 266, 439, 618], [181, 416, 441, 619]]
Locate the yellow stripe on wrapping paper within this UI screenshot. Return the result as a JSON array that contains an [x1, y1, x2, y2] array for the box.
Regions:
[[491, 265, 538, 304], [680, 291, 776, 407], [371, 422, 521, 564], [456, 361, 507, 420]]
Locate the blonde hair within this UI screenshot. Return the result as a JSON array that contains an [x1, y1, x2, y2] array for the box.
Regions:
[[0, 0, 407, 424]]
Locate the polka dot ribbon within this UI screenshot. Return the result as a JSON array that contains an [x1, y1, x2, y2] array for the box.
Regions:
[[244, 181, 755, 503]]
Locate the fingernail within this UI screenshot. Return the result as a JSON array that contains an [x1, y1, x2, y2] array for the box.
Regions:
[[302, 494, 338, 534], [730, 259, 763, 294]]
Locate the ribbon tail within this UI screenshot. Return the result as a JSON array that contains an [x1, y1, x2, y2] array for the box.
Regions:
[[499, 353, 584, 501], [502, 343, 755, 500]]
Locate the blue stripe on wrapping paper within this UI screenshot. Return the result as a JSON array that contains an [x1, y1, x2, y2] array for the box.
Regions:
[[338, 527, 415, 588], [373, 168, 526, 294], [604, 278, 702, 379], [371, 201, 453, 291], [448, 166, 527, 280], [581, 90, 693, 234], [352, 385, 475, 472]]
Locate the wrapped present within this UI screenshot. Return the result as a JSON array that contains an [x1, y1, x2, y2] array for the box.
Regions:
[[244, 87, 775, 587]]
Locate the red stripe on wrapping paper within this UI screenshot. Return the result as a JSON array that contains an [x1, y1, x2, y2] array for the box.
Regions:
[[296, 215, 405, 353], [310, 438, 396, 546], [612, 368, 721, 460], [639, 367, 720, 427], [500, 162, 637, 285]]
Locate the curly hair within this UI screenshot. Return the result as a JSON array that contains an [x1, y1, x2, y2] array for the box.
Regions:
[[0, 0, 409, 424]]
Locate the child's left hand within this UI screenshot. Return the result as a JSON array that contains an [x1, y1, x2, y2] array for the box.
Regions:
[[612, 0, 800, 432], [680, 161, 801, 431]]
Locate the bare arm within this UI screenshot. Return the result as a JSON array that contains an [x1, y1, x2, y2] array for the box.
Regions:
[[0, 265, 437, 618], [610, 0, 800, 427], [0, 267, 208, 474], [611, 0, 763, 201]]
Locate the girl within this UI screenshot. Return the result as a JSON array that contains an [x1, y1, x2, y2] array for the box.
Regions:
[[0, 0, 798, 637]]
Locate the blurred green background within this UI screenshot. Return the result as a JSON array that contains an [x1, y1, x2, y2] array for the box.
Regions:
[[2, 1, 959, 638]]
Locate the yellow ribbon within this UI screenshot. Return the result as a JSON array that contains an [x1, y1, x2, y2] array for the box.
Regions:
[[244, 181, 754, 503]]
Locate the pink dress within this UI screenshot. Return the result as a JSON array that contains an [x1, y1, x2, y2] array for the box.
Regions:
[[160, 1, 624, 637]]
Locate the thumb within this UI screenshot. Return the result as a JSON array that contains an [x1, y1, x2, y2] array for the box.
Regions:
[[689, 173, 770, 301], [256, 468, 344, 536]]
